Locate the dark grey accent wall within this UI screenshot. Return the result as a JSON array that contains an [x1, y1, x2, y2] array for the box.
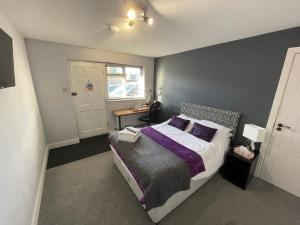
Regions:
[[155, 27, 300, 143]]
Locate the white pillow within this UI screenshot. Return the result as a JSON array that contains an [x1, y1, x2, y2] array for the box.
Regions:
[[177, 114, 200, 132], [200, 120, 232, 135], [177, 114, 232, 135], [177, 114, 195, 121]]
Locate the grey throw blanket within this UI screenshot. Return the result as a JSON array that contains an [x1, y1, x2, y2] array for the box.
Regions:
[[109, 132, 191, 211]]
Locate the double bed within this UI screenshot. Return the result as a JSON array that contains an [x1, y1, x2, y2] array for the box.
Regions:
[[110, 103, 241, 223]]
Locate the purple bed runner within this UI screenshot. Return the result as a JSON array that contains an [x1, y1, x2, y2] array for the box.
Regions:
[[141, 126, 205, 177]]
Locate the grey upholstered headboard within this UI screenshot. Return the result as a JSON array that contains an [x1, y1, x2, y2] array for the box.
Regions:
[[180, 102, 241, 138]]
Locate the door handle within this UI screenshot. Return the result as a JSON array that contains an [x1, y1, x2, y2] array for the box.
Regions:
[[71, 92, 77, 96], [276, 123, 291, 131]]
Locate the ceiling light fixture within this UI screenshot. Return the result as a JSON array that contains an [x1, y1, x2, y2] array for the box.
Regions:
[[145, 16, 153, 25], [128, 19, 135, 27], [127, 9, 136, 20], [126, 7, 153, 27]]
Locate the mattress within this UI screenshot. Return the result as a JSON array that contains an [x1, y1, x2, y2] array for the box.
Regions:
[[111, 120, 231, 222], [111, 145, 218, 223]]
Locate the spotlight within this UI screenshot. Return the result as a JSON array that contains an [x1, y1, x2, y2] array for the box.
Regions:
[[147, 17, 153, 25], [127, 9, 136, 20]]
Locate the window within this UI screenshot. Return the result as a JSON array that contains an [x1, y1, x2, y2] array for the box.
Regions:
[[106, 64, 144, 100]]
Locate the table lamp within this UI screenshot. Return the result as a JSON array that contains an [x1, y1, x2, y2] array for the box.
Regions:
[[242, 124, 266, 151]]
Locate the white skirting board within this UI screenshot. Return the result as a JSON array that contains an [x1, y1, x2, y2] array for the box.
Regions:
[[48, 138, 80, 149], [31, 146, 49, 225]]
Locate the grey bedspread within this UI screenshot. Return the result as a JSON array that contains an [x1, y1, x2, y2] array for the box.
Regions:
[[109, 131, 191, 211]]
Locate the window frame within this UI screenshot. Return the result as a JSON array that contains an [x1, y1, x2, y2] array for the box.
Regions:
[[105, 64, 145, 101]]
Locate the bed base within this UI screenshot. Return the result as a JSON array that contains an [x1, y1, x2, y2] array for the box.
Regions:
[[111, 145, 216, 223]]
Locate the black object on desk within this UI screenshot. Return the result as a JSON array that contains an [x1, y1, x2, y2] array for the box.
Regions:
[[139, 101, 161, 125], [222, 148, 259, 189]]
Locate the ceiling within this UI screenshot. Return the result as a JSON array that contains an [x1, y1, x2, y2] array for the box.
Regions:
[[0, 0, 300, 57]]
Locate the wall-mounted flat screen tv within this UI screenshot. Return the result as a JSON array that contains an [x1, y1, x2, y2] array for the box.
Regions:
[[0, 28, 15, 89]]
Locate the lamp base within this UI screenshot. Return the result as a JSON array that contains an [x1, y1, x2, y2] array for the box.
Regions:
[[250, 141, 255, 151]]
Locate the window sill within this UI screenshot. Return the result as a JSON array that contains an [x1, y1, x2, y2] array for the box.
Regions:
[[106, 98, 145, 103]]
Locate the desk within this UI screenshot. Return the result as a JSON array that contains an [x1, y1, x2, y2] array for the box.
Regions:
[[112, 108, 149, 130]]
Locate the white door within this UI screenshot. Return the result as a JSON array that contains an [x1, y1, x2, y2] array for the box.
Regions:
[[69, 61, 107, 139], [260, 51, 300, 197]]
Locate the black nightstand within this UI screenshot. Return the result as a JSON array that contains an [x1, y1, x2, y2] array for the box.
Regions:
[[222, 148, 259, 189]]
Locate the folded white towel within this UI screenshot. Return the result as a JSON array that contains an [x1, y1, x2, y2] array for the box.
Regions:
[[118, 127, 141, 143]]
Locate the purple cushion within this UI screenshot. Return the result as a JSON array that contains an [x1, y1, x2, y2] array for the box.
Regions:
[[189, 122, 217, 142], [168, 116, 190, 131]]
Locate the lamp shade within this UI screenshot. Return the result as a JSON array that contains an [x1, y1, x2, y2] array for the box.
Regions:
[[243, 124, 266, 142]]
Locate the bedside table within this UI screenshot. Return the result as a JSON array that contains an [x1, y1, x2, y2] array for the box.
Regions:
[[222, 148, 259, 189]]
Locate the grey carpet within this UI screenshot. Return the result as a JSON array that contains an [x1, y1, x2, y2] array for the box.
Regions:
[[38, 151, 300, 225]]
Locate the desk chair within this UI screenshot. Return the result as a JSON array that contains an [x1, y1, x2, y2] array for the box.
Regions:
[[139, 101, 161, 125]]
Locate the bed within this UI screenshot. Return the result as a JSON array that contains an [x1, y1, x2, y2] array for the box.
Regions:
[[110, 102, 241, 223]]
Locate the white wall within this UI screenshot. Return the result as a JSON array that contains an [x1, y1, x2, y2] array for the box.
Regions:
[[25, 39, 154, 146], [0, 12, 47, 225]]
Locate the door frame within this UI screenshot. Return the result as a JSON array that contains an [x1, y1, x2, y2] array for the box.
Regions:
[[68, 60, 80, 139], [68, 60, 107, 139], [256, 46, 300, 176]]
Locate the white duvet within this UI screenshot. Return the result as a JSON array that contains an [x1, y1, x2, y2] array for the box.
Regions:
[[151, 120, 230, 180]]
